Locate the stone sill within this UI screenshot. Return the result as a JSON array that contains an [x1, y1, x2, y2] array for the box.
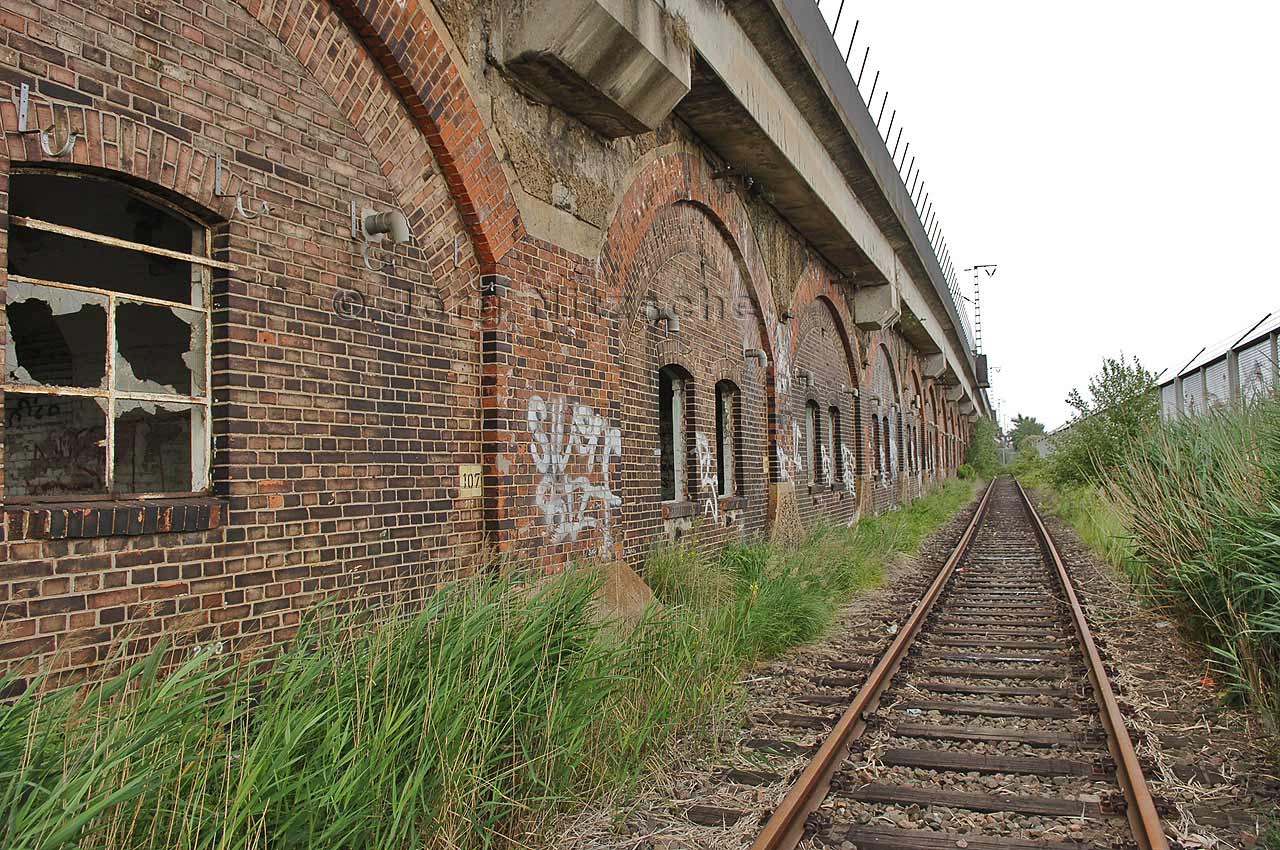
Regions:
[[806, 483, 849, 495], [3, 498, 224, 542], [662, 500, 696, 520]]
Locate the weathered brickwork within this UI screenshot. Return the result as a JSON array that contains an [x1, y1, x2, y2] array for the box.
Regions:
[[0, 0, 974, 679]]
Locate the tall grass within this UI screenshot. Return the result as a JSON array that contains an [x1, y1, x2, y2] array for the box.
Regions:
[[1030, 396, 1280, 726], [1102, 399, 1280, 722], [0, 480, 973, 850]]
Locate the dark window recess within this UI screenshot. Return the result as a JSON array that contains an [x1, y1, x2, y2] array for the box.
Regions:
[[715, 384, 727, 496], [115, 302, 202, 396], [854, 396, 863, 475], [3, 171, 210, 501], [10, 172, 194, 252], [805, 400, 820, 482], [872, 415, 881, 475], [114, 404, 194, 494], [829, 406, 841, 481], [3, 393, 107, 497], [659, 367, 679, 501], [883, 416, 891, 475], [5, 293, 107, 388], [714, 380, 738, 497], [8, 228, 194, 302]]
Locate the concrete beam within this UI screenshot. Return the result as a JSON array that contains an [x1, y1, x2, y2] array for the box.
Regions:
[[946, 385, 965, 403], [667, 0, 987, 417], [853, 281, 901, 331], [922, 354, 947, 380], [498, 0, 691, 139]]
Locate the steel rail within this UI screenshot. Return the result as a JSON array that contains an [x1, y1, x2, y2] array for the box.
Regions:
[[1014, 478, 1170, 850], [747, 478, 996, 850]]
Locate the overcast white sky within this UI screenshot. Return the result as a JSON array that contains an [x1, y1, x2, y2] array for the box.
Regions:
[[817, 2, 1280, 430]]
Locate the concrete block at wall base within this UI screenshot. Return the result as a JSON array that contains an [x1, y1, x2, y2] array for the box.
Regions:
[[498, 0, 692, 138], [591, 560, 656, 630]]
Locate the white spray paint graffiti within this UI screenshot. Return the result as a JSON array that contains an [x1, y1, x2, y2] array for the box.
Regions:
[[695, 431, 720, 524], [773, 321, 793, 397], [774, 419, 805, 483], [820, 444, 832, 485], [528, 395, 622, 555], [841, 444, 857, 492]]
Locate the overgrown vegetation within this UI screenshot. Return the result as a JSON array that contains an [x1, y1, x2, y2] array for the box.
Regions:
[[0, 482, 973, 850], [1018, 353, 1280, 727], [1008, 413, 1046, 449], [1048, 353, 1160, 487], [964, 416, 1000, 478]]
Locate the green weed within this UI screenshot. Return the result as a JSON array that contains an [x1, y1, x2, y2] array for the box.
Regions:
[[0, 480, 975, 849]]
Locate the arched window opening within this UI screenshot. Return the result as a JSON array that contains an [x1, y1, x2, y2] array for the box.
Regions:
[[829, 406, 842, 485], [4, 170, 215, 499], [895, 409, 904, 472], [658, 366, 689, 501], [714, 380, 739, 497], [853, 395, 864, 476], [881, 415, 891, 479], [805, 400, 821, 483], [871, 414, 881, 477]]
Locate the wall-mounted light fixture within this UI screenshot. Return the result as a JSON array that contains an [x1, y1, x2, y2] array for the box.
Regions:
[[744, 348, 770, 368], [351, 201, 412, 273], [352, 203, 411, 245], [645, 302, 680, 334]]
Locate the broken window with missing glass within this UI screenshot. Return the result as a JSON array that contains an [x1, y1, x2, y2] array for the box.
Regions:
[[3, 170, 223, 500]]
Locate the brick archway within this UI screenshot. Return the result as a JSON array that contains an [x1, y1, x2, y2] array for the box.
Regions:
[[237, 0, 523, 268]]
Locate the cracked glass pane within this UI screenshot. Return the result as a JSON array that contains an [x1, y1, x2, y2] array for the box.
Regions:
[[113, 401, 199, 494], [114, 301, 204, 396], [4, 280, 108, 388], [3, 393, 107, 498], [9, 172, 199, 304]]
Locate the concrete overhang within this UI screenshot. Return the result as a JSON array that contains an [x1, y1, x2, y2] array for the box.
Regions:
[[666, 0, 989, 417], [497, 0, 691, 138]]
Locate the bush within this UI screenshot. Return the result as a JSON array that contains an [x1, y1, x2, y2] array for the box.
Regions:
[[956, 463, 975, 480], [964, 418, 1000, 478], [1050, 353, 1159, 487]]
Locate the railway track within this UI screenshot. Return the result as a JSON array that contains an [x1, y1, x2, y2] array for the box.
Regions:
[[717, 476, 1169, 850]]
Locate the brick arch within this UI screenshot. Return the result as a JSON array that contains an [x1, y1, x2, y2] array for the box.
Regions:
[[1, 110, 228, 223], [236, 0, 522, 267], [787, 268, 863, 373], [600, 151, 780, 364], [871, 342, 902, 404]]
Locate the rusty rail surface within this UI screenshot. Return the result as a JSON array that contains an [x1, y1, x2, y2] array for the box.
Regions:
[[1014, 478, 1170, 850], [746, 479, 996, 850], [746, 476, 1170, 850]]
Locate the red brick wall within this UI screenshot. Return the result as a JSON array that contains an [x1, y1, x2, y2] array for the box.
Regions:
[[0, 1, 974, 679], [0, 0, 486, 679], [790, 297, 860, 526]]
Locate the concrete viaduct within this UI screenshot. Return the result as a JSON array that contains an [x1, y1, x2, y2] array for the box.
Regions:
[[0, 0, 990, 675]]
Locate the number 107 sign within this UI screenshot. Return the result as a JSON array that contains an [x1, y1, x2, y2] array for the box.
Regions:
[[459, 464, 483, 498]]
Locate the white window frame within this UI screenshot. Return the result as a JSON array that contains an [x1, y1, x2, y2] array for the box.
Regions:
[[3, 181, 229, 501]]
